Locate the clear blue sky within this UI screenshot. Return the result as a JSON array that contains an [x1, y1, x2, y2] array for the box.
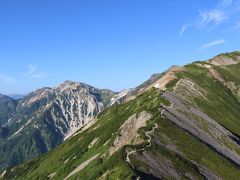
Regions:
[[0, 0, 239, 94]]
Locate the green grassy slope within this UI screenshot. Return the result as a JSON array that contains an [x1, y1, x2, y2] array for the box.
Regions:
[[2, 51, 240, 179], [180, 63, 240, 138], [3, 89, 169, 179], [3, 88, 240, 179]]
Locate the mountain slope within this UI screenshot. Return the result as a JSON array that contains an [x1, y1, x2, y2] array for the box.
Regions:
[[0, 95, 18, 140], [0, 81, 115, 170], [2, 51, 240, 179], [0, 94, 17, 126]]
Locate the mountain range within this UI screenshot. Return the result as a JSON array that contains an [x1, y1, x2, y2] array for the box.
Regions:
[[1, 51, 240, 179], [7, 94, 25, 100], [0, 81, 116, 170]]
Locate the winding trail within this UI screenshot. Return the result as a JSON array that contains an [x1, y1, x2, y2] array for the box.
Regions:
[[125, 123, 159, 169], [126, 149, 136, 169], [125, 80, 182, 169], [146, 123, 159, 148], [160, 109, 165, 118]]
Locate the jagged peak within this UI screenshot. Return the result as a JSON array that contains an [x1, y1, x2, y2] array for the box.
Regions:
[[56, 80, 89, 93]]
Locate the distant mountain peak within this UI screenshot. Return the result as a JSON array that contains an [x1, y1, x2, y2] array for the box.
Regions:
[[5, 51, 240, 179], [0, 79, 116, 170], [56, 80, 90, 93], [7, 94, 25, 100]]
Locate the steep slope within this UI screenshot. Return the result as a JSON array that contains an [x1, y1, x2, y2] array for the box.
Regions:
[[0, 95, 17, 140], [0, 81, 115, 170], [0, 94, 17, 126], [3, 51, 240, 179]]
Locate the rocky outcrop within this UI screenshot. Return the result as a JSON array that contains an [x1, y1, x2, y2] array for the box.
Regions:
[[161, 80, 240, 166], [209, 54, 239, 66], [109, 111, 152, 156], [0, 80, 116, 170], [2, 51, 240, 179], [113, 65, 184, 103]]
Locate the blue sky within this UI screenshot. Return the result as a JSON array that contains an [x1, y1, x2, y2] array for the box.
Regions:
[[0, 0, 240, 94]]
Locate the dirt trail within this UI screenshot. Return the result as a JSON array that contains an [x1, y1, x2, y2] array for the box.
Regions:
[[146, 123, 159, 148], [125, 123, 158, 169], [126, 149, 136, 169], [125, 79, 181, 169]]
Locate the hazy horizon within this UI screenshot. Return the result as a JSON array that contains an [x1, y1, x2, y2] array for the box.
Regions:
[[1, 0, 240, 94]]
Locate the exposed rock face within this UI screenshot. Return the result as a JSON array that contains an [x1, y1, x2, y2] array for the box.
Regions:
[[209, 54, 238, 66], [208, 68, 225, 83], [8, 81, 115, 140], [50, 81, 108, 139], [0, 81, 116, 169], [146, 66, 182, 90], [3, 51, 240, 179], [134, 151, 181, 179], [157, 69, 240, 166], [162, 91, 240, 166], [113, 65, 184, 103], [109, 111, 152, 155]]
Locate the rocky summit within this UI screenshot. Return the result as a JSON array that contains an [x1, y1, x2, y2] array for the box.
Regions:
[[0, 80, 116, 170], [0, 51, 240, 179]]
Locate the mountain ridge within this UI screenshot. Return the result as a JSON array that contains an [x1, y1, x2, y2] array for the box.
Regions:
[[1, 51, 240, 179], [0, 80, 116, 170]]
